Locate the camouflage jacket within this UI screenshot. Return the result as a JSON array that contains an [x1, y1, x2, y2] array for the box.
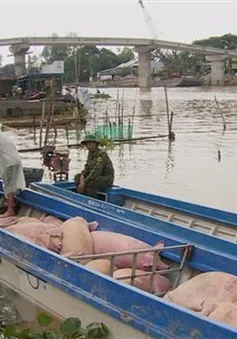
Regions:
[[82, 149, 114, 185]]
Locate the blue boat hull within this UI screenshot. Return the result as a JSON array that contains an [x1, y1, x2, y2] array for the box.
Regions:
[[0, 184, 237, 337], [31, 180, 237, 243]]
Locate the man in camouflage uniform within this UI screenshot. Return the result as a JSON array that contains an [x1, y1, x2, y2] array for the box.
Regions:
[[75, 134, 114, 198]]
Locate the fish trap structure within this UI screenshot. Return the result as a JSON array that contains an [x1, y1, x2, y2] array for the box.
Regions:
[[94, 122, 133, 141]]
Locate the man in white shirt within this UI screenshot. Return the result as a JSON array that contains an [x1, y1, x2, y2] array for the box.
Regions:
[[0, 133, 26, 217]]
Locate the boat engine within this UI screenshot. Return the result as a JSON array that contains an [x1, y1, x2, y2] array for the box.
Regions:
[[42, 145, 70, 181]]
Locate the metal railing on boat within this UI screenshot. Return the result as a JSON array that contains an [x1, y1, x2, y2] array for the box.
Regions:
[[70, 243, 194, 296], [127, 200, 237, 242]]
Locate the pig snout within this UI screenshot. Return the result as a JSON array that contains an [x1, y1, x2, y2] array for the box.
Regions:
[[142, 252, 169, 271], [50, 237, 62, 253], [141, 241, 169, 271]]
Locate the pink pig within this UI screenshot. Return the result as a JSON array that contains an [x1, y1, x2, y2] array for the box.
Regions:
[[113, 268, 172, 295], [164, 272, 237, 316], [91, 231, 169, 271], [7, 222, 62, 253], [40, 215, 63, 225], [0, 216, 18, 228]]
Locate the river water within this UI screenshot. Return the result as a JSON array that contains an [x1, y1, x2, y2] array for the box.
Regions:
[[6, 86, 237, 213]]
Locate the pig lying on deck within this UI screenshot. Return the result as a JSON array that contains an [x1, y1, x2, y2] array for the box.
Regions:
[[7, 221, 62, 253], [61, 217, 94, 264], [113, 268, 172, 295], [164, 272, 237, 317], [208, 301, 237, 328], [92, 231, 169, 271]]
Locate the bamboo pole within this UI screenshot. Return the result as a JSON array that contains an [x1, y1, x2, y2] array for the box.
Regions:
[[65, 125, 69, 145], [115, 87, 119, 125], [39, 100, 45, 147], [214, 95, 227, 131], [164, 86, 175, 140], [74, 87, 80, 142], [93, 101, 96, 132], [52, 119, 57, 145], [164, 86, 171, 135], [18, 134, 169, 153], [33, 115, 36, 145], [44, 79, 56, 146], [131, 88, 137, 129]]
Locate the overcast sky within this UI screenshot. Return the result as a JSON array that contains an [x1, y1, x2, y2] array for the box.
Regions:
[[0, 0, 237, 64]]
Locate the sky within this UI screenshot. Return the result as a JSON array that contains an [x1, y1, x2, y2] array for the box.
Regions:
[[0, 0, 237, 65]]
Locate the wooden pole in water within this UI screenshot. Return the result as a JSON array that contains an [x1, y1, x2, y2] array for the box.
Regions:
[[115, 87, 119, 126], [44, 78, 55, 146], [52, 119, 57, 145], [164, 86, 171, 135], [131, 88, 137, 138], [39, 100, 45, 147], [214, 95, 227, 131], [33, 115, 36, 145], [18, 134, 170, 153], [121, 88, 125, 139], [164, 86, 175, 140], [65, 125, 69, 145], [93, 101, 96, 132]]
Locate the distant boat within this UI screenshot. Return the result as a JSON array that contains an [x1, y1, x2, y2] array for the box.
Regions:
[[153, 75, 203, 88], [2, 116, 87, 129], [175, 76, 203, 87], [0, 98, 69, 118]]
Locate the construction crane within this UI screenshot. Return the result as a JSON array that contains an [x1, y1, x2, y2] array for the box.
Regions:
[[138, 0, 159, 40]]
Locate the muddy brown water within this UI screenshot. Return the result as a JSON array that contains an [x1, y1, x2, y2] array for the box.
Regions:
[[6, 86, 236, 212]]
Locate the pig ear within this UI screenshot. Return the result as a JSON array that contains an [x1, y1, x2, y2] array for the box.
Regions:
[[155, 240, 164, 249], [47, 227, 62, 237], [88, 221, 99, 231]]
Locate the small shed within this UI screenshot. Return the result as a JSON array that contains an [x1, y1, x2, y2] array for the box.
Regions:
[[17, 73, 64, 96], [0, 74, 17, 96]]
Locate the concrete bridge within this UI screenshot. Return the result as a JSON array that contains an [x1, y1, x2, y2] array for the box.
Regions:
[[1, 36, 237, 88]]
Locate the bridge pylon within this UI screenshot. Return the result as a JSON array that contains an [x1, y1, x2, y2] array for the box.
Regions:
[[9, 43, 30, 77]]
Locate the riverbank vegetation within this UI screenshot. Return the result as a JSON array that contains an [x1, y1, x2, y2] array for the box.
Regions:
[[1, 313, 109, 339]]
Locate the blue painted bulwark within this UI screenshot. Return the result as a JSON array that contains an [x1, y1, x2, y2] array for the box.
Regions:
[[1, 183, 237, 337], [33, 180, 237, 226], [31, 181, 237, 242]]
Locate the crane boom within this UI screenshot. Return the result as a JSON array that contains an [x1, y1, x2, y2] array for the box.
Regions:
[[138, 0, 159, 40]]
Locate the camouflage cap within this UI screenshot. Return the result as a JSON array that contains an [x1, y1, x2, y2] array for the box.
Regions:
[[81, 134, 100, 145]]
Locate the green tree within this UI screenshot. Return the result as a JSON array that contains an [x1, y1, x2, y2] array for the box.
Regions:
[[0, 64, 15, 76], [158, 49, 204, 77], [96, 48, 120, 71], [41, 32, 72, 63], [40, 32, 122, 82], [193, 33, 237, 50], [117, 47, 135, 64]]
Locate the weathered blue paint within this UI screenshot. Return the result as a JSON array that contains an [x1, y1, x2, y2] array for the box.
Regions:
[[1, 229, 237, 339], [45, 180, 237, 227], [30, 182, 237, 254], [11, 188, 237, 275], [0, 187, 237, 338]]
